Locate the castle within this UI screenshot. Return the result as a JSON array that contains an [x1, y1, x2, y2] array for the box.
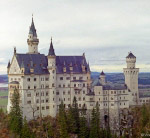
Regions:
[[7, 17, 148, 130]]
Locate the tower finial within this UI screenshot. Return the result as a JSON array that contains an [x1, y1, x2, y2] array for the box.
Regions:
[[51, 37, 52, 42], [32, 14, 33, 23], [14, 47, 16, 54]]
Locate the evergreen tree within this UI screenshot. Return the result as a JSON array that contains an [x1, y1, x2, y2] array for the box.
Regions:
[[79, 108, 89, 138], [47, 123, 54, 138], [67, 106, 77, 133], [58, 101, 69, 138], [141, 104, 149, 128], [21, 117, 34, 138], [72, 96, 80, 134], [9, 88, 23, 136], [89, 103, 101, 138], [89, 108, 97, 138]]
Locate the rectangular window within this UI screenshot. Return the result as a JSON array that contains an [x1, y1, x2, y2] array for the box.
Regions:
[[52, 84, 55, 87], [36, 99, 39, 103], [63, 84, 65, 88], [42, 107, 45, 110], [83, 83, 85, 87], [45, 77, 49, 81], [66, 77, 70, 80], [59, 84, 61, 87], [27, 78, 30, 81], [68, 84, 70, 87], [63, 91, 65, 95], [46, 99, 49, 103], [41, 100, 44, 103], [27, 101, 31, 104], [28, 86, 30, 89], [56, 92, 59, 95], [46, 92, 49, 96], [36, 93, 39, 96], [37, 107, 39, 110], [74, 84, 76, 87], [73, 77, 76, 80], [34, 78, 36, 81], [68, 91, 70, 94], [34, 86, 36, 89], [46, 106, 49, 109], [79, 77, 83, 80], [27, 93, 31, 97], [60, 77, 63, 80]]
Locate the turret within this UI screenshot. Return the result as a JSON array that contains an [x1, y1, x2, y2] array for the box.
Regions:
[[27, 16, 39, 54], [123, 52, 139, 105], [100, 71, 106, 85], [47, 38, 57, 117], [47, 38, 56, 67], [126, 52, 136, 68]]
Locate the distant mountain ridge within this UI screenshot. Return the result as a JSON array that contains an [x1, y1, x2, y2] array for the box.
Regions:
[[0, 72, 150, 85], [91, 72, 150, 86]]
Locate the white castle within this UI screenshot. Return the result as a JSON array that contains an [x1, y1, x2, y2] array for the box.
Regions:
[[7, 18, 148, 129]]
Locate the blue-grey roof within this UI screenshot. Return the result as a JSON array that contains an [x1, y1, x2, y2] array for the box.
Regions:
[[48, 39, 55, 56], [15, 54, 90, 75], [126, 52, 136, 58], [103, 85, 127, 90], [16, 54, 49, 75], [56, 56, 90, 74], [29, 18, 37, 37], [100, 71, 105, 76]]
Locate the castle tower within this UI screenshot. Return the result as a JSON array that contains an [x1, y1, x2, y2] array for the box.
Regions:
[[100, 71, 106, 85], [123, 52, 139, 105], [27, 16, 39, 54], [47, 38, 57, 117]]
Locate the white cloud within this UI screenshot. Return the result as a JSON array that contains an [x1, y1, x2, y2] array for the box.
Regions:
[[0, 0, 150, 73]]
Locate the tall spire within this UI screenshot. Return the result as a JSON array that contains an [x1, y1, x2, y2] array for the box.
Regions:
[[48, 37, 55, 56], [27, 15, 39, 54], [29, 15, 37, 37], [7, 60, 10, 68]]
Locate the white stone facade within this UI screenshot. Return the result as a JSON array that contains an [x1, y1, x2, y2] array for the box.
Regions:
[[7, 18, 147, 128]]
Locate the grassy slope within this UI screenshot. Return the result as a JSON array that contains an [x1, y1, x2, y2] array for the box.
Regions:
[[0, 90, 8, 110]]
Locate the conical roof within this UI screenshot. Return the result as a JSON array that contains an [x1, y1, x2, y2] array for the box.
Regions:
[[48, 38, 55, 56], [100, 70, 105, 76], [126, 52, 136, 58], [29, 17, 37, 37]]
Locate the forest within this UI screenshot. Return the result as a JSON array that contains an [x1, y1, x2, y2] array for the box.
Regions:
[[0, 89, 150, 138]]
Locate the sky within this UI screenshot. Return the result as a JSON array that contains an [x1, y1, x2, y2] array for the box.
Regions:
[[0, 0, 150, 74]]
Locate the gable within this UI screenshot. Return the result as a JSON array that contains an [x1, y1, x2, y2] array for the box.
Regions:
[[9, 55, 21, 74]]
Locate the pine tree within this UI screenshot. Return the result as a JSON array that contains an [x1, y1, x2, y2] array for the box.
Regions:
[[72, 96, 80, 134], [89, 103, 101, 138], [78, 109, 89, 138], [21, 117, 34, 138], [58, 101, 69, 138], [9, 88, 23, 136], [67, 106, 77, 133], [141, 104, 149, 128], [89, 108, 97, 138], [47, 123, 54, 138]]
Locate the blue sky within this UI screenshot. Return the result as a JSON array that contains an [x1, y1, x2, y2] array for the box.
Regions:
[[0, 0, 150, 74]]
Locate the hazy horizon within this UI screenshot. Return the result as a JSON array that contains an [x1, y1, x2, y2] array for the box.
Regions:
[[0, 0, 150, 74]]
